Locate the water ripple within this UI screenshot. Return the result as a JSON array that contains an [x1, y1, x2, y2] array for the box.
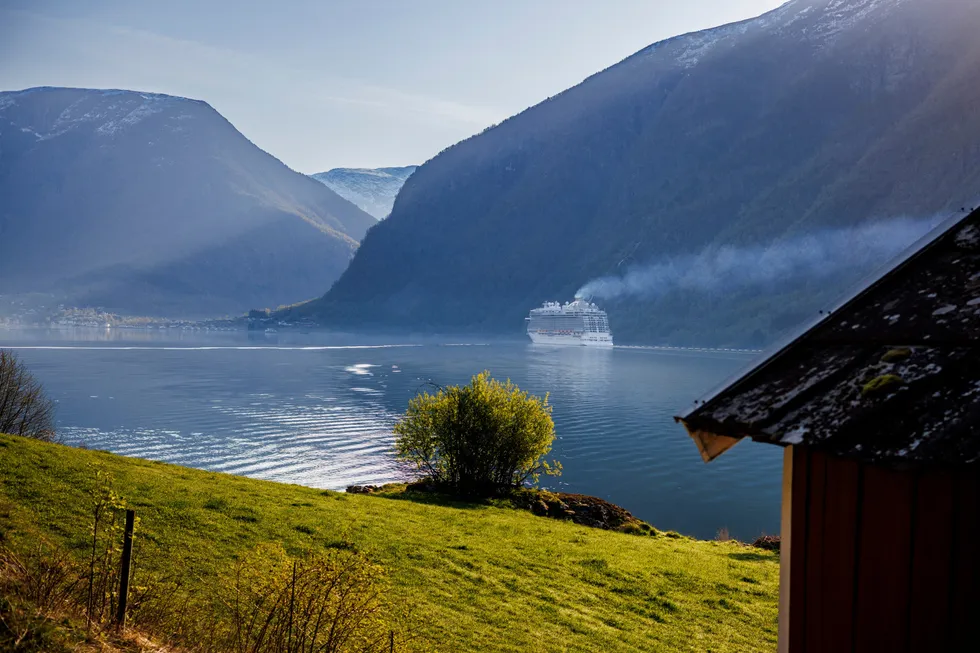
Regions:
[[6, 331, 782, 540]]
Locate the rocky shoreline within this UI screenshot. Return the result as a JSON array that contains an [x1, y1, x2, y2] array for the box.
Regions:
[[347, 482, 659, 536], [348, 482, 781, 549]]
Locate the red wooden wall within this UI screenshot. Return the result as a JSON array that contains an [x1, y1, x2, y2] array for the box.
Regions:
[[787, 446, 980, 653]]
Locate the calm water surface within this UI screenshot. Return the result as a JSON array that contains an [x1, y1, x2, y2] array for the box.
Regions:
[[1, 328, 782, 540]]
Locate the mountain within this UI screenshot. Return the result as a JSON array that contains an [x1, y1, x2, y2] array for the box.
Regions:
[[0, 87, 376, 317], [288, 0, 980, 345], [312, 166, 417, 219]]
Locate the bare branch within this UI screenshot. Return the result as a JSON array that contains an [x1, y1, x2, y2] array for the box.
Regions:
[[0, 350, 56, 442]]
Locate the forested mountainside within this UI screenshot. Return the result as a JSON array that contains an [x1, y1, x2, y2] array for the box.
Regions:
[[0, 87, 376, 317], [312, 166, 417, 220], [291, 0, 980, 346]]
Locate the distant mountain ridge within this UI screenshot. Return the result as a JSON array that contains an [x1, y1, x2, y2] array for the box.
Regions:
[[290, 0, 980, 345], [312, 166, 417, 219], [0, 87, 376, 317]]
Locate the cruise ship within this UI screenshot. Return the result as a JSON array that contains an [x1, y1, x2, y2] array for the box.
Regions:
[[526, 299, 613, 347]]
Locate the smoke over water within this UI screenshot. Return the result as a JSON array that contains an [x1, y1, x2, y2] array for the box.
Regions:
[[575, 217, 942, 301]]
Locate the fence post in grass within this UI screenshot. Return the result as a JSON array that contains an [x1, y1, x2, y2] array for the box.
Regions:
[[390, 629, 395, 653], [114, 509, 136, 629]]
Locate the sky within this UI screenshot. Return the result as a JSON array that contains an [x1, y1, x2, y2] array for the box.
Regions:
[[0, 0, 785, 173]]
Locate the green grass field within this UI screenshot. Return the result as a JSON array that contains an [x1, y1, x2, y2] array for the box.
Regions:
[[0, 433, 779, 651]]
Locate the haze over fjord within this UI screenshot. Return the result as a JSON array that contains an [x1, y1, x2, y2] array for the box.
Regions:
[[4, 0, 978, 348], [0, 0, 785, 172]]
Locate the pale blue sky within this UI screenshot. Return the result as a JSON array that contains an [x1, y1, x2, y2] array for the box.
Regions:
[[0, 0, 785, 173]]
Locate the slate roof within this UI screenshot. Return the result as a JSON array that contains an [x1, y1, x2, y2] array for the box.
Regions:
[[676, 206, 980, 466]]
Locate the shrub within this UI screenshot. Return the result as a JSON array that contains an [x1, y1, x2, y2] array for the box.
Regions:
[[752, 535, 781, 552], [0, 534, 90, 652], [394, 371, 560, 495], [0, 466, 401, 653], [215, 543, 392, 653], [0, 536, 81, 620], [0, 537, 400, 653], [0, 350, 55, 441]]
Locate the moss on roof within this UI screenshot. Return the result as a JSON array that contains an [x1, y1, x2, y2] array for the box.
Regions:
[[678, 206, 980, 466]]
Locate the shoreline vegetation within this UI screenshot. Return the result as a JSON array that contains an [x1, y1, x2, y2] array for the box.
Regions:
[[349, 482, 659, 537], [0, 433, 780, 651], [350, 482, 781, 548]]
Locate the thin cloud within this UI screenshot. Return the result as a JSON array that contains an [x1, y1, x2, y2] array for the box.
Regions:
[[0, 8, 504, 168]]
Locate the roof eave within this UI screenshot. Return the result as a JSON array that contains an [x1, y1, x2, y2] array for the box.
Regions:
[[676, 418, 747, 462]]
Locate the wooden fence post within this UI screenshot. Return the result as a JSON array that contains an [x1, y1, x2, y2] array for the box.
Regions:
[[115, 509, 136, 628], [389, 629, 395, 652]]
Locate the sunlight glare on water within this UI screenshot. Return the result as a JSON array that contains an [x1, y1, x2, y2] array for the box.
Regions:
[[1, 328, 782, 540]]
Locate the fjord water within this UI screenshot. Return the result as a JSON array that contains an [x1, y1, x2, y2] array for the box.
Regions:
[[2, 328, 781, 540]]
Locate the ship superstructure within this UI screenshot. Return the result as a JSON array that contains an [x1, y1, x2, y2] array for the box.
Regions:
[[525, 299, 613, 347]]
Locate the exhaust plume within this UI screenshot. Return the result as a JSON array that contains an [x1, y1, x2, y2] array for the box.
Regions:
[[576, 217, 942, 301]]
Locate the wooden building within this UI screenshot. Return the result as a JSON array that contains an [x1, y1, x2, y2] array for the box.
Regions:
[[676, 206, 980, 653]]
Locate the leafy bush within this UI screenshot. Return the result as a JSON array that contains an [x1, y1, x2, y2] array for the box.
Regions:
[[0, 350, 55, 442], [394, 372, 560, 495]]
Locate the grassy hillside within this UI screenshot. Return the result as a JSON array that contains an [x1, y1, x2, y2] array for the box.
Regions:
[[0, 433, 779, 651]]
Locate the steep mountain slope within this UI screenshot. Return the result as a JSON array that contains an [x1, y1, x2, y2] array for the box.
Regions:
[[294, 0, 980, 344], [0, 87, 376, 317], [312, 166, 417, 219]]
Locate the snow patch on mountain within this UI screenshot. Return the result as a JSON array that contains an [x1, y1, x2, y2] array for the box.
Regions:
[[810, 0, 908, 40], [312, 166, 417, 220], [96, 101, 168, 136], [637, 0, 908, 69], [0, 88, 200, 140]]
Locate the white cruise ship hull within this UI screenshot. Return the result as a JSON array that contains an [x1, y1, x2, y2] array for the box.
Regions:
[[527, 332, 614, 348]]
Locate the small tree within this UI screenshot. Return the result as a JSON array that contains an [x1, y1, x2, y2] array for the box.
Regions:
[[0, 350, 55, 441], [394, 371, 560, 495]]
